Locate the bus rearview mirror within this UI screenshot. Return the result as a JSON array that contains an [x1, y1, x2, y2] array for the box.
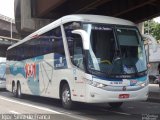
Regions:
[[71, 30, 90, 50]]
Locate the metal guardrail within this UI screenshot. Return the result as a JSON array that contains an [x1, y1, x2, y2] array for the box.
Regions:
[[0, 36, 20, 45], [0, 14, 15, 23], [0, 36, 20, 41]]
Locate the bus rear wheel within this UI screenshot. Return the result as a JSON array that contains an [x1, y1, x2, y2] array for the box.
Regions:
[[61, 84, 73, 109], [12, 83, 16, 97], [17, 83, 22, 98], [109, 102, 123, 108]]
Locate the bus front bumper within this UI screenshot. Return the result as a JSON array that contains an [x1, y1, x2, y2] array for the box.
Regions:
[[86, 85, 149, 103]]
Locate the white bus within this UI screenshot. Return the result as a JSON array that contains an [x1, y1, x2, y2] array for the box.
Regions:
[[6, 15, 148, 109], [0, 62, 6, 89]]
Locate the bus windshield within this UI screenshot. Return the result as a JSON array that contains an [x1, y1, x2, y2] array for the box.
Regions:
[[82, 23, 147, 77]]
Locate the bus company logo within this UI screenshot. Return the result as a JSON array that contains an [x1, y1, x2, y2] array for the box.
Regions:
[[55, 57, 65, 68], [25, 63, 36, 79], [130, 79, 137, 86]]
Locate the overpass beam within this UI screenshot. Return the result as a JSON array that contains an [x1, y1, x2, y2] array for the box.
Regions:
[[36, 0, 66, 17], [113, 0, 157, 17], [20, 0, 52, 32], [72, 0, 112, 13]]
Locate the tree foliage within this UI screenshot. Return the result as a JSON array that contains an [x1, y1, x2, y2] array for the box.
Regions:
[[144, 20, 160, 41]]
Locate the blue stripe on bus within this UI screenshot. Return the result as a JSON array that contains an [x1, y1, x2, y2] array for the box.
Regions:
[[93, 76, 123, 81], [135, 76, 147, 82], [93, 75, 147, 82]]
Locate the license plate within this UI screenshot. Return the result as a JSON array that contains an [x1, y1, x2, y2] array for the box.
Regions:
[[119, 94, 130, 99]]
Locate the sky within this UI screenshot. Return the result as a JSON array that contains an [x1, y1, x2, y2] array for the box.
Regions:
[[0, 0, 14, 19], [154, 17, 160, 23]]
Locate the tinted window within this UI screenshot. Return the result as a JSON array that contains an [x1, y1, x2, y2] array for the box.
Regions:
[[7, 27, 66, 63], [64, 22, 84, 70]]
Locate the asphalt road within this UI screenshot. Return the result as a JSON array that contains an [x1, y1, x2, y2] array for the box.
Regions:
[[0, 90, 160, 120]]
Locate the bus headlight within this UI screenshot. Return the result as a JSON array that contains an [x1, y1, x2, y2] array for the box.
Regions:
[[138, 81, 148, 87], [86, 79, 107, 88], [96, 83, 106, 88], [92, 81, 107, 88], [139, 83, 146, 87]]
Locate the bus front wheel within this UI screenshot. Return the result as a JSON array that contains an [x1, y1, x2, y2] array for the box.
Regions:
[[61, 84, 73, 109], [109, 102, 123, 108]]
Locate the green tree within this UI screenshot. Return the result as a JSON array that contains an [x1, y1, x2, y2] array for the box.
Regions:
[[144, 20, 160, 41]]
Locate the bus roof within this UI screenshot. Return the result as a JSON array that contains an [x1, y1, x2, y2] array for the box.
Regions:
[[8, 14, 135, 50]]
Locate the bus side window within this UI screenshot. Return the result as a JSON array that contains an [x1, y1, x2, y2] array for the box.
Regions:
[[53, 27, 67, 69], [71, 34, 84, 70], [64, 23, 84, 70]]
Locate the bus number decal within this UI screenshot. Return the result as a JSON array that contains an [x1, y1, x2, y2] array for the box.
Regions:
[[25, 63, 36, 79], [130, 80, 137, 86]]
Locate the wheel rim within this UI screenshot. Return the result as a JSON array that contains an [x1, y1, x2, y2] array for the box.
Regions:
[[18, 85, 21, 96], [62, 89, 70, 104], [12, 85, 16, 94]]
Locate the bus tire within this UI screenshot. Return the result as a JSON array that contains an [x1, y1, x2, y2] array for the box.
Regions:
[[12, 82, 16, 97], [109, 102, 123, 108], [61, 84, 73, 109], [17, 83, 22, 98]]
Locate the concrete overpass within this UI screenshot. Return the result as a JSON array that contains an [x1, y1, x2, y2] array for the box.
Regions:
[[0, 15, 20, 57], [15, 0, 160, 36], [0, 36, 18, 57], [0, 14, 20, 39]]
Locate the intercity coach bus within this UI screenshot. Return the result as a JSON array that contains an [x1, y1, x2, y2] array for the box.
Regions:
[[6, 15, 148, 109]]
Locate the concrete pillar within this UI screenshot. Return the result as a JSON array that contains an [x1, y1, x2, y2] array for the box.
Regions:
[[21, 0, 52, 32], [137, 22, 144, 34]]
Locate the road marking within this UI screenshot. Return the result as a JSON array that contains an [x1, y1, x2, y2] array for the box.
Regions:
[[101, 109, 131, 116], [0, 96, 61, 114], [9, 110, 20, 114], [0, 96, 86, 120]]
